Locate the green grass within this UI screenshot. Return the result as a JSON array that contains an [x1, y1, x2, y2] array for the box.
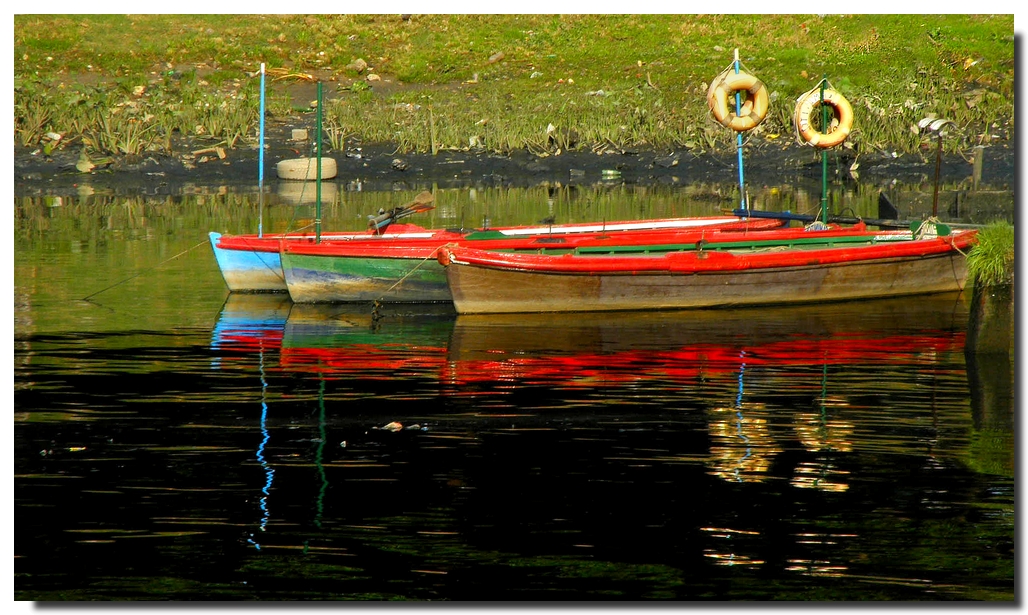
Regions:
[[967, 221, 1014, 287], [14, 14, 1015, 158]]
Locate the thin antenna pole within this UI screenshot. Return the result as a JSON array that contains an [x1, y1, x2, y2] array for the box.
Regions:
[[258, 63, 266, 238]]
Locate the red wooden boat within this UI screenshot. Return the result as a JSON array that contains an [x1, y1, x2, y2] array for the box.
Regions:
[[278, 216, 787, 303], [438, 222, 978, 313]]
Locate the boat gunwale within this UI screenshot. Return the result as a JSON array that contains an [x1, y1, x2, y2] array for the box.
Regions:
[[278, 219, 790, 258], [215, 216, 785, 255], [440, 229, 978, 275]]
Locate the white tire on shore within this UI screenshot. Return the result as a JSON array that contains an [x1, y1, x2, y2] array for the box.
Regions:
[[276, 157, 338, 180]]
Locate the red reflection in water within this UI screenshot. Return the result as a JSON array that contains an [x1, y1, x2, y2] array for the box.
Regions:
[[211, 298, 964, 391]]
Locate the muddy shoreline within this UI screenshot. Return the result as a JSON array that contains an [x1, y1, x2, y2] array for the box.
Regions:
[[13, 118, 1015, 197]]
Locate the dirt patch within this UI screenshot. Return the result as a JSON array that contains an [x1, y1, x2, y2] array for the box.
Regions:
[[13, 114, 1015, 197], [15, 65, 1015, 198]]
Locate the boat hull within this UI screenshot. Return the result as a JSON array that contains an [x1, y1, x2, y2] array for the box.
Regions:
[[442, 233, 975, 314], [209, 232, 287, 292], [211, 216, 783, 294], [208, 226, 445, 293], [283, 250, 450, 303], [279, 218, 791, 303]]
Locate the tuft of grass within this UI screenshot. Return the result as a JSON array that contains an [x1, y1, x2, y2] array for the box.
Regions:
[[966, 221, 1014, 287], [14, 93, 51, 147]]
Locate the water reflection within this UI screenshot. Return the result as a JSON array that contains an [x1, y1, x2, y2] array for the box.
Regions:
[[14, 179, 1014, 599], [15, 291, 1014, 600], [212, 293, 972, 501], [194, 293, 1016, 599], [247, 344, 275, 551]]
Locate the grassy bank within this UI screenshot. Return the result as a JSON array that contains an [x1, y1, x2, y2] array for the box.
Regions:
[[14, 14, 1015, 159], [967, 221, 1015, 287]]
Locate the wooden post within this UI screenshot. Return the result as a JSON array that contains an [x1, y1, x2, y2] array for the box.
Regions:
[[973, 145, 984, 190]]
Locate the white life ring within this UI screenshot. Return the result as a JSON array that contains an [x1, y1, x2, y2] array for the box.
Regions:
[[794, 88, 854, 148], [707, 70, 770, 132]]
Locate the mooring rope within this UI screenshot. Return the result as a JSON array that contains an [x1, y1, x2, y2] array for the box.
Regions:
[[914, 216, 942, 240], [380, 246, 446, 298], [252, 220, 321, 284], [951, 240, 971, 258], [369, 245, 448, 328], [81, 238, 211, 301], [914, 216, 972, 256]]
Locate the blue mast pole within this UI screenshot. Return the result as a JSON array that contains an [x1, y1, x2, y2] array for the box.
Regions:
[[734, 49, 746, 212], [258, 63, 266, 238]]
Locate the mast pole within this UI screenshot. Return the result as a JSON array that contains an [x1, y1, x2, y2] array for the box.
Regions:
[[733, 49, 746, 211], [820, 76, 829, 224], [258, 63, 266, 238], [315, 81, 323, 244]]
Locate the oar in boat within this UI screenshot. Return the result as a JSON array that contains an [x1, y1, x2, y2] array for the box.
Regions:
[[367, 191, 437, 233]]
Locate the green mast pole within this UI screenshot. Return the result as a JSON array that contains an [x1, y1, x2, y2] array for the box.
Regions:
[[316, 81, 323, 244], [820, 76, 829, 224]]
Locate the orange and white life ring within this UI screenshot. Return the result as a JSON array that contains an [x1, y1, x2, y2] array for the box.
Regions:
[[794, 88, 854, 148], [707, 71, 770, 132]]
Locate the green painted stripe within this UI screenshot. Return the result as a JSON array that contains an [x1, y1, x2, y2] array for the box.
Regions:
[[283, 253, 447, 282], [573, 234, 903, 255], [462, 230, 508, 240]]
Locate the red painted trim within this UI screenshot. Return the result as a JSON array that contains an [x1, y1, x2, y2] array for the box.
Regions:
[[441, 229, 978, 275], [214, 217, 785, 254]]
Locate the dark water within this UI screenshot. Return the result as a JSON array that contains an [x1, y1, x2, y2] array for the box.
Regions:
[[13, 188, 1015, 601]]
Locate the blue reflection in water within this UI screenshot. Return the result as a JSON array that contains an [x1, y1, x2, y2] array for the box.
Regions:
[[247, 346, 275, 550], [733, 350, 751, 483]]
